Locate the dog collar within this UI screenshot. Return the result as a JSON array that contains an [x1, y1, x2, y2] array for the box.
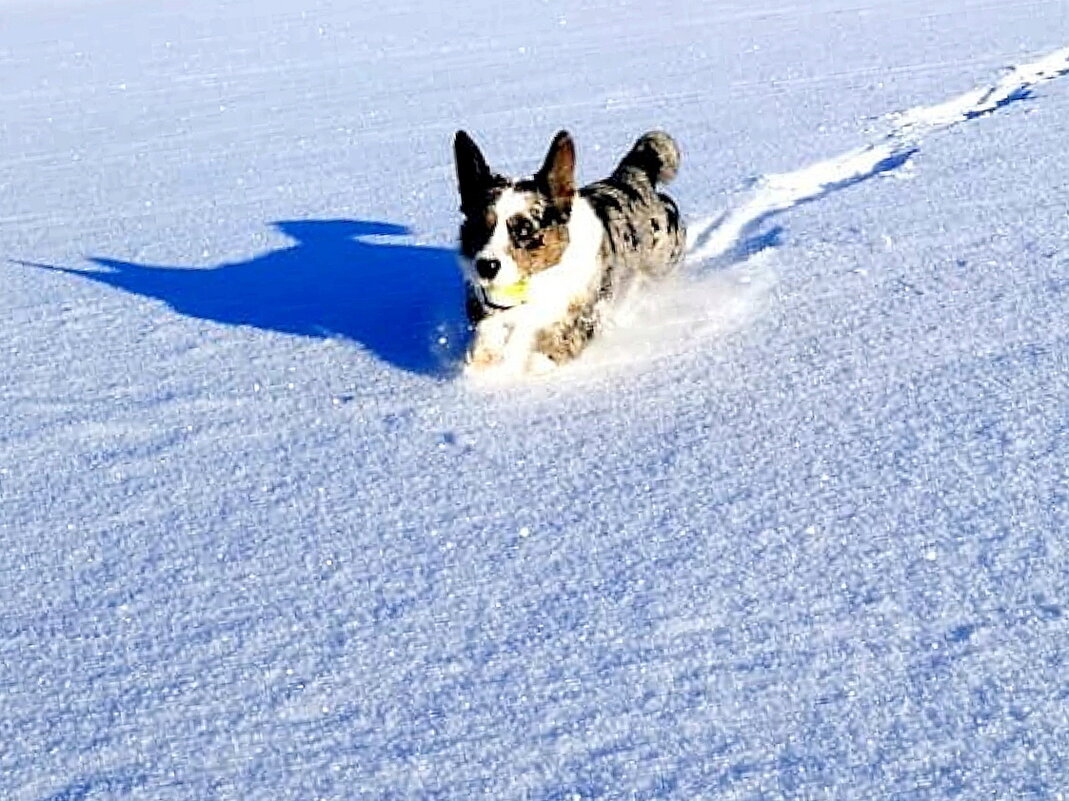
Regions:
[[483, 279, 530, 309]]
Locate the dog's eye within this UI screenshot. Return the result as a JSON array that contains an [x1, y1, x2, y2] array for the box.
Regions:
[[509, 217, 537, 244]]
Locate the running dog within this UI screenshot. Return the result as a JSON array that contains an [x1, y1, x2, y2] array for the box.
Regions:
[[453, 129, 685, 376]]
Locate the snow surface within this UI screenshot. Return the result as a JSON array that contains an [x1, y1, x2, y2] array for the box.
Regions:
[[2, 1, 1069, 799]]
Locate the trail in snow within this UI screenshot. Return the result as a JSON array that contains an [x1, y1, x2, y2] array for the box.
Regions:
[[583, 45, 1069, 379], [686, 45, 1069, 265]]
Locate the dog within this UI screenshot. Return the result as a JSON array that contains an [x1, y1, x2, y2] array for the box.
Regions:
[[453, 129, 686, 376]]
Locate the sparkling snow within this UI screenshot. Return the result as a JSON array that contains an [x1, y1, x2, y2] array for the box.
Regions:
[[2, 1, 1068, 799]]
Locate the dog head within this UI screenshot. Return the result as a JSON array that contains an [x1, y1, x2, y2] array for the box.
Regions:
[[453, 130, 577, 310]]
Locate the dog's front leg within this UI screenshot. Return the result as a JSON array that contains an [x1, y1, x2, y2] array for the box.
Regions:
[[466, 308, 550, 378], [496, 322, 542, 377], [466, 311, 516, 373]]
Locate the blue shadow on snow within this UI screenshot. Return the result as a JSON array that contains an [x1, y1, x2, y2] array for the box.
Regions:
[[20, 220, 470, 377]]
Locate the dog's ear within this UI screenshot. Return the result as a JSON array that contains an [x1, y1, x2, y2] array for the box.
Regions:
[[454, 130, 491, 211], [537, 130, 576, 207]]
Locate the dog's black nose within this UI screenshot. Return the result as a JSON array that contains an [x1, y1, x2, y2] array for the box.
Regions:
[[475, 257, 501, 280]]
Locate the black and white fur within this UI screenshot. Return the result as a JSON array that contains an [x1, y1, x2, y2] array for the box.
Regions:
[[454, 129, 685, 376]]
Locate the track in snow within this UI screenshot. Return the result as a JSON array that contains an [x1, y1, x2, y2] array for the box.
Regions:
[[686, 45, 1069, 266], [579, 45, 1069, 378]]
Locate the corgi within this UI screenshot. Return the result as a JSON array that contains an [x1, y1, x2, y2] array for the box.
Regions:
[[453, 129, 685, 376]]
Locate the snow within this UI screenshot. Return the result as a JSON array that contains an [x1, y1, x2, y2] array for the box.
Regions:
[[2, 1, 1069, 799]]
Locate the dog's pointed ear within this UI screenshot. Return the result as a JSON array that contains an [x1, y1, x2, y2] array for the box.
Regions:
[[537, 130, 576, 207], [454, 130, 491, 211]]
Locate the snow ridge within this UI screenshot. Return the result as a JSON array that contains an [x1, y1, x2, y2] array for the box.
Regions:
[[687, 46, 1069, 265]]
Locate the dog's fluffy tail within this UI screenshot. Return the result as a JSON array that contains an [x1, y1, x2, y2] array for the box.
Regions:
[[619, 131, 681, 186]]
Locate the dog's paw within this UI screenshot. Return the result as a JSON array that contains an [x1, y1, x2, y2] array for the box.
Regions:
[[464, 346, 503, 375], [465, 347, 544, 382]]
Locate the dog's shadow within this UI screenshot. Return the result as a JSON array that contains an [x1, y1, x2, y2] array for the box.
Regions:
[[25, 220, 471, 376]]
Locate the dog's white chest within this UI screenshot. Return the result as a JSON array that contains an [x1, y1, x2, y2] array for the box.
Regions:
[[467, 197, 606, 377]]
